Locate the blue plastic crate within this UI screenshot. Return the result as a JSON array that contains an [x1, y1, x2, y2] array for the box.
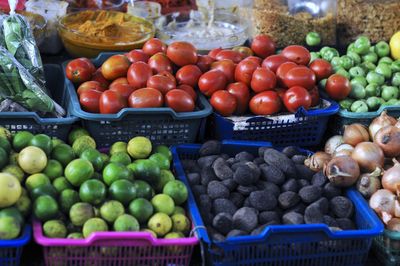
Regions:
[[0, 64, 78, 140], [0, 225, 31, 266], [63, 53, 212, 148], [171, 140, 384, 266], [212, 99, 339, 147]]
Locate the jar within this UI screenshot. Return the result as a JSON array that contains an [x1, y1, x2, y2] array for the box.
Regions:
[[126, 1, 161, 22]]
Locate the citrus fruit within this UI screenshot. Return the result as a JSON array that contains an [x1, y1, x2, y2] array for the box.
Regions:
[[59, 189, 79, 214], [151, 194, 175, 215], [25, 173, 50, 191], [29, 134, 53, 155], [69, 202, 95, 226], [173, 206, 186, 216], [33, 195, 59, 222], [109, 179, 137, 206], [0, 127, 11, 141], [9, 152, 18, 165], [390, 31, 400, 60], [80, 148, 104, 172], [132, 180, 153, 200], [68, 127, 89, 145], [43, 160, 63, 181], [113, 214, 140, 232], [3, 165, 25, 182], [43, 220, 67, 238], [64, 159, 94, 186], [147, 213, 172, 237], [30, 184, 58, 200], [0, 173, 21, 208], [52, 138, 64, 148], [100, 200, 125, 223], [67, 232, 83, 239], [102, 163, 133, 186], [163, 180, 188, 205], [72, 136, 96, 156], [51, 144, 75, 167], [12, 131, 34, 151], [149, 153, 170, 170], [0, 136, 11, 153], [165, 232, 184, 239], [0, 216, 21, 240], [141, 228, 157, 238], [129, 198, 153, 224], [79, 179, 107, 205], [110, 152, 131, 166], [18, 146, 47, 174], [171, 214, 190, 234], [52, 177, 73, 193], [0, 147, 8, 169], [15, 194, 31, 217], [110, 141, 127, 155], [153, 145, 172, 162], [100, 153, 109, 164], [0, 207, 24, 226], [154, 169, 175, 192], [131, 159, 160, 184], [83, 218, 108, 238], [127, 137, 152, 159]]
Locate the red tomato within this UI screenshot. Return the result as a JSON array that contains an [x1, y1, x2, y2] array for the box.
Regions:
[[196, 55, 215, 73], [165, 89, 195, 112], [235, 60, 259, 86], [128, 88, 163, 108], [109, 83, 135, 99], [309, 59, 333, 81], [99, 90, 127, 114], [66, 58, 95, 84], [176, 65, 202, 87], [148, 52, 173, 74], [167, 41, 197, 66], [283, 66, 316, 90], [77, 81, 106, 96], [243, 56, 262, 66], [281, 45, 311, 65], [126, 49, 150, 63], [91, 69, 109, 88], [79, 58, 96, 73], [250, 34, 276, 58], [262, 55, 290, 73], [249, 91, 282, 115], [142, 38, 167, 56], [309, 86, 320, 106], [227, 82, 250, 115], [127, 62, 153, 89], [215, 50, 244, 63], [147, 74, 176, 95], [79, 89, 102, 113], [276, 62, 297, 87], [250, 67, 277, 93], [232, 46, 254, 58], [101, 54, 131, 80], [110, 77, 129, 88], [325, 74, 351, 100], [275, 88, 287, 99], [159, 71, 177, 85], [283, 86, 312, 113], [177, 84, 197, 101], [211, 59, 236, 83], [208, 47, 223, 60], [210, 90, 237, 116], [198, 69, 228, 97]]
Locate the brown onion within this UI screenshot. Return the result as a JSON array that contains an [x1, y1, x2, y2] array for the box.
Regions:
[[356, 167, 382, 198], [324, 156, 360, 187], [375, 126, 400, 158], [343, 123, 370, 146], [369, 189, 396, 220], [333, 149, 353, 157], [333, 144, 354, 157], [324, 135, 343, 155], [387, 218, 400, 231], [351, 142, 384, 172], [369, 111, 397, 141], [382, 159, 400, 193], [304, 152, 331, 172]]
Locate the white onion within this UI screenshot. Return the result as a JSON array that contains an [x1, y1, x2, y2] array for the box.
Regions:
[[324, 135, 343, 155], [369, 189, 396, 218]]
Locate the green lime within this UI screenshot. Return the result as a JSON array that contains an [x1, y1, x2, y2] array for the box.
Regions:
[[153, 145, 172, 162], [79, 179, 107, 205], [15, 194, 31, 217], [102, 163, 133, 186], [149, 153, 170, 170], [0, 207, 24, 226], [171, 214, 190, 234], [151, 194, 175, 215], [68, 127, 89, 145], [59, 189, 80, 214], [128, 198, 153, 224], [99, 200, 125, 223], [25, 173, 50, 192], [110, 141, 127, 155], [127, 137, 152, 159], [12, 131, 34, 152], [141, 229, 157, 238], [132, 180, 153, 200], [33, 195, 59, 222], [52, 177, 73, 193], [163, 180, 188, 205], [3, 165, 25, 182], [0, 127, 11, 141], [65, 159, 94, 186], [147, 213, 172, 237], [83, 218, 108, 238], [80, 148, 104, 172], [109, 179, 137, 206], [43, 220, 67, 238], [9, 152, 18, 165], [67, 232, 83, 239], [110, 152, 131, 166], [0, 216, 21, 239], [154, 170, 175, 192], [0, 136, 11, 154], [30, 184, 58, 200], [51, 144, 75, 167], [69, 202, 95, 226], [0, 147, 8, 169], [51, 138, 64, 148], [130, 159, 160, 185], [100, 153, 109, 165], [172, 206, 186, 216], [29, 134, 53, 155], [113, 214, 139, 232], [72, 136, 96, 156], [43, 160, 63, 181]]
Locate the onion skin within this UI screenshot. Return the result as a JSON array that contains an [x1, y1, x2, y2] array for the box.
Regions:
[[333, 149, 353, 157], [351, 142, 384, 173], [387, 218, 400, 232], [343, 124, 370, 146], [382, 159, 400, 193], [324, 135, 343, 155], [324, 156, 360, 187], [356, 168, 382, 198], [304, 152, 331, 172], [369, 189, 396, 220], [369, 111, 397, 141], [374, 126, 400, 158]]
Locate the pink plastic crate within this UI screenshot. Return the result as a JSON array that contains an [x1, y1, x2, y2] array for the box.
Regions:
[[33, 221, 198, 266]]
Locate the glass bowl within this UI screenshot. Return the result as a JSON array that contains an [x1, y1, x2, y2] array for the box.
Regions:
[[66, 0, 125, 12]]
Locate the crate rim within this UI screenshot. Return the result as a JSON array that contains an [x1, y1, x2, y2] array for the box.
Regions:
[[0, 224, 31, 248], [338, 105, 400, 119]]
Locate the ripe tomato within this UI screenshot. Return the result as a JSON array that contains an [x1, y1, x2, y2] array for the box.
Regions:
[[211, 59, 236, 83], [227, 82, 250, 115], [283, 66, 316, 90], [128, 88, 163, 108], [167, 41, 197, 66], [250, 34, 276, 58], [109, 83, 135, 99], [196, 55, 215, 73], [309, 86, 320, 106], [276, 62, 297, 87], [110, 77, 129, 88], [159, 71, 177, 85], [148, 52, 173, 74], [147, 74, 176, 95], [142, 38, 167, 56], [262, 55, 290, 73], [99, 90, 127, 114], [275, 88, 287, 99], [210, 90, 237, 116], [281, 45, 311, 65], [243, 56, 262, 66], [176, 65, 202, 87], [127, 62, 153, 89], [235, 60, 259, 86], [77, 81, 105, 96], [325, 74, 351, 100], [309, 59, 333, 81], [215, 50, 244, 63], [283, 86, 312, 113], [126, 49, 150, 63], [249, 91, 282, 115], [198, 69, 227, 97], [208, 47, 223, 60], [66, 58, 95, 84], [79, 89, 102, 113], [91, 69, 109, 88], [251, 67, 277, 93], [101, 54, 131, 80], [232, 46, 254, 58], [177, 84, 197, 101], [165, 89, 195, 112]]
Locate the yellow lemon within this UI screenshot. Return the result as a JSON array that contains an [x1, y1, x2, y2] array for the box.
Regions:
[[390, 31, 400, 60]]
